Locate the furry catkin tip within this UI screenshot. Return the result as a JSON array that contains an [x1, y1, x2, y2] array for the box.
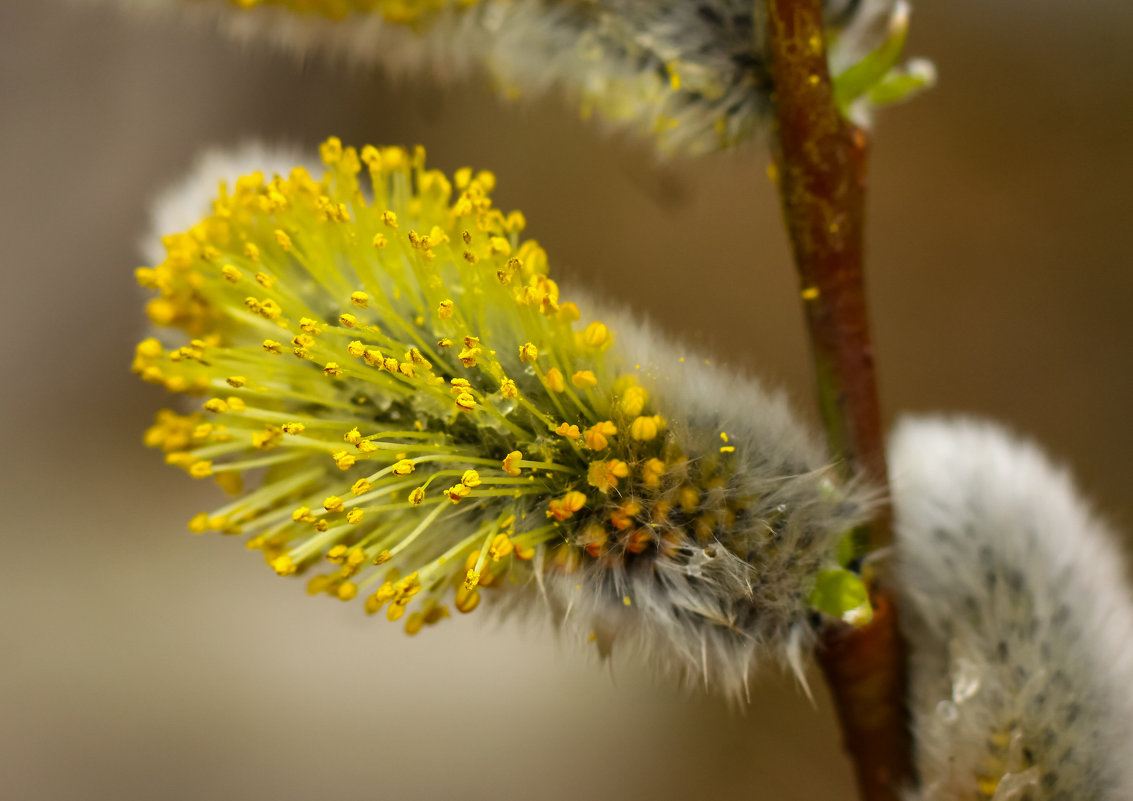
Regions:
[[891, 417, 1133, 800], [107, 0, 908, 155], [132, 139, 875, 697]]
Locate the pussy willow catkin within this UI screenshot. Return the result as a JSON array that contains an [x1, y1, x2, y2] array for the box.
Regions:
[[115, 0, 905, 155], [132, 140, 872, 693], [892, 418, 1133, 800]]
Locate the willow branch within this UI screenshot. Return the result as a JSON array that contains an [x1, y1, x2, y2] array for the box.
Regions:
[[760, 1, 913, 799]]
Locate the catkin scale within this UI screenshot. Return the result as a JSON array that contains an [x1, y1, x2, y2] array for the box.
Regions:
[[133, 141, 874, 695]]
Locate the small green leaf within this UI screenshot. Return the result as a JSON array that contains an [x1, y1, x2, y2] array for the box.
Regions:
[[809, 569, 869, 619]]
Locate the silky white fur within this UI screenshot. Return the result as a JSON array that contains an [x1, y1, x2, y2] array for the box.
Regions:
[[107, 0, 900, 155], [891, 418, 1133, 799], [523, 300, 874, 697]]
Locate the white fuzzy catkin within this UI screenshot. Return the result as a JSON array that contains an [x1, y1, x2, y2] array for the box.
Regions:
[[108, 0, 900, 155], [891, 417, 1133, 800], [138, 142, 875, 696]]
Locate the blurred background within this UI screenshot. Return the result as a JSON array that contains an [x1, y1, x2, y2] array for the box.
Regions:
[[1, 1, 1130, 798]]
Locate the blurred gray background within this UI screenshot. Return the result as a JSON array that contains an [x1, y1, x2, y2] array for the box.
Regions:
[[1, 1, 1130, 799]]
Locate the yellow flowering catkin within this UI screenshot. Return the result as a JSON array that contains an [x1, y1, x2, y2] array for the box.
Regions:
[[133, 139, 872, 692]]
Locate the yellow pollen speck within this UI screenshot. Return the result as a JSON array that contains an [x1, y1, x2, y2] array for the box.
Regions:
[[801, 286, 820, 301], [623, 595, 632, 606]]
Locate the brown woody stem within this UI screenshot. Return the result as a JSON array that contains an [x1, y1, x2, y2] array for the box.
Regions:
[[761, 1, 914, 798]]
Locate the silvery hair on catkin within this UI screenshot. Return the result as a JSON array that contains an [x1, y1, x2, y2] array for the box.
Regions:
[[106, 0, 903, 154], [891, 417, 1133, 799]]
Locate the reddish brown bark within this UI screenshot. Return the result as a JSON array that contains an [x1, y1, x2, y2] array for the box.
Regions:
[[761, 1, 913, 799]]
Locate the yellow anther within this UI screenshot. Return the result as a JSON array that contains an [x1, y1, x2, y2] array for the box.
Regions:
[[571, 370, 598, 388], [203, 398, 229, 414], [437, 299, 454, 319], [458, 346, 480, 367], [502, 451, 523, 476], [392, 459, 416, 477], [350, 478, 372, 496], [641, 458, 667, 489], [313, 519, 329, 533], [547, 490, 587, 521], [545, 368, 565, 393], [404, 612, 425, 636], [630, 415, 659, 441], [339, 313, 357, 328], [292, 506, 314, 523], [357, 440, 378, 454], [519, 342, 538, 363], [555, 422, 581, 440], [220, 264, 241, 282], [262, 339, 283, 355], [344, 427, 362, 444], [350, 291, 369, 308], [299, 317, 323, 334], [372, 233, 387, 249], [587, 459, 630, 493], [332, 451, 356, 470], [373, 549, 392, 566], [455, 392, 477, 413], [583, 420, 617, 450], [324, 495, 344, 513], [408, 487, 426, 506], [436, 337, 452, 349], [678, 486, 700, 512], [460, 469, 481, 488], [444, 483, 471, 504], [454, 586, 480, 613], [226, 376, 246, 388], [244, 242, 260, 262], [251, 427, 282, 450], [187, 512, 210, 533], [337, 581, 358, 601], [582, 321, 609, 347], [270, 555, 297, 577], [500, 378, 518, 398], [189, 460, 213, 478], [326, 545, 348, 564], [382, 357, 399, 374], [274, 229, 293, 251], [619, 385, 648, 417], [464, 569, 481, 590], [281, 422, 305, 435]]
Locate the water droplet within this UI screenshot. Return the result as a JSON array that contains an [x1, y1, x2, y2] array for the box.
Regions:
[[935, 699, 959, 723], [951, 657, 981, 703]]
